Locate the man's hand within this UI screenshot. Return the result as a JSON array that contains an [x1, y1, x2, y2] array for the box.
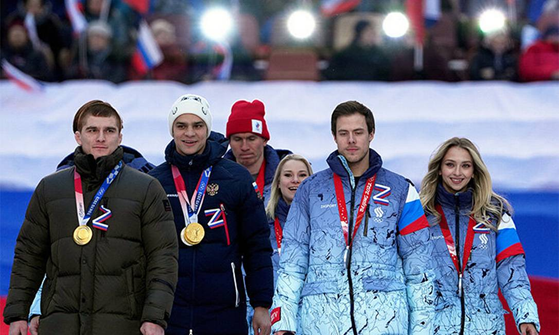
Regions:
[[9, 320, 28, 335], [29, 316, 40, 335], [140, 322, 164, 335], [520, 323, 538, 335], [252, 306, 271, 335]]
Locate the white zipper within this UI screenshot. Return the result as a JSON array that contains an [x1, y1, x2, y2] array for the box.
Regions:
[[231, 262, 240, 307]]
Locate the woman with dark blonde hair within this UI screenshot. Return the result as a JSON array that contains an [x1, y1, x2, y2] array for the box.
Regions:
[[265, 154, 313, 283], [420, 137, 540, 335]]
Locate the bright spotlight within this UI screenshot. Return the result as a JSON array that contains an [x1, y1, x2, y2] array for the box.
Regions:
[[201, 8, 233, 41], [287, 10, 316, 39], [382, 12, 409, 38], [479, 9, 506, 34]]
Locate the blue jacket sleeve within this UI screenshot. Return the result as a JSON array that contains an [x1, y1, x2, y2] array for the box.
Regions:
[[397, 184, 436, 335], [497, 254, 540, 332], [239, 173, 274, 309], [270, 181, 310, 333], [28, 277, 45, 319]]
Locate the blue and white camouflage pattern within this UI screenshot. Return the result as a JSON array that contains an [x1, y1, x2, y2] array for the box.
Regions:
[[271, 150, 435, 334], [427, 185, 540, 334]]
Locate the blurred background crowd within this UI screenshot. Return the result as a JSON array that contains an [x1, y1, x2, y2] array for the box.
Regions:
[[1, 0, 558, 84]]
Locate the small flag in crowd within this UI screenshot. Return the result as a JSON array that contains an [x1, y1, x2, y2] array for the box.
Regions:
[[212, 41, 232, 81], [123, 0, 152, 15], [406, 0, 441, 45], [131, 20, 163, 76], [65, 0, 87, 35], [2, 59, 45, 92], [321, 0, 361, 17]]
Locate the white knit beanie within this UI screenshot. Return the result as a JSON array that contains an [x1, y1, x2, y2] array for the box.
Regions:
[[168, 94, 212, 137]]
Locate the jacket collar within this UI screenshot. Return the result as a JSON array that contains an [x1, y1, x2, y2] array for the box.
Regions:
[[326, 148, 383, 187], [436, 182, 473, 210], [164, 139, 226, 171], [74, 146, 124, 186]]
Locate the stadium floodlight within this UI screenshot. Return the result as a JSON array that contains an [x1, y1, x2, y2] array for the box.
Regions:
[[287, 10, 316, 39], [382, 12, 409, 38], [201, 7, 234, 41], [479, 9, 506, 34]]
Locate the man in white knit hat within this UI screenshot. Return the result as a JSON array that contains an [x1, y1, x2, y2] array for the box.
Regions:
[[149, 94, 274, 335]]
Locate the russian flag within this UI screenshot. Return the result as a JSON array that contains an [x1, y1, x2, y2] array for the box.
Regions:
[[321, 0, 362, 17], [123, 0, 151, 15], [496, 213, 525, 262], [406, 0, 441, 45], [131, 20, 163, 76], [398, 185, 429, 235], [212, 41, 232, 81], [65, 0, 87, 36], [2, 60, 45, 92]]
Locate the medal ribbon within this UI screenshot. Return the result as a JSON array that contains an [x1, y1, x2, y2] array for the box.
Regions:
[[171, 165, 212, 226], [255, 159, 266, 196], [74, 160, 123, 227], [436, 204, 476, 289], [333, 174, 376, 248], [274, 217, 283, 255]]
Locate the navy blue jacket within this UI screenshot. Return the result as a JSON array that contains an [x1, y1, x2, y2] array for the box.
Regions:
[[150, 140, 273, 335]]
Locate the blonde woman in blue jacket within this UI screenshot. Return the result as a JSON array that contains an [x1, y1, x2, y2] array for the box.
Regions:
[[420, 137, 539, 335]]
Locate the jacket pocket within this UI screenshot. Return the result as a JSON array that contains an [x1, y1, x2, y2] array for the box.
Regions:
[[125, 267, 138, 319], [41, 276, 57, 316], [300, 281, 339, 298], [231, 262, 240, 307], [363, 277, 406, 292]]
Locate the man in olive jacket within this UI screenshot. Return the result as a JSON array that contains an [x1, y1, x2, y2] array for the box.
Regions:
[[3, 100, 179, 335]]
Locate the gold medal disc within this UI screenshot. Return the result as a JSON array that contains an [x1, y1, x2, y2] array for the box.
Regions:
[[73, 225, 93, 245], [183, 222, 205, 246]]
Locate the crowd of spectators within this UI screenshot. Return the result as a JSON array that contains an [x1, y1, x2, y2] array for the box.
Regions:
[[1, 0, 558, 84]]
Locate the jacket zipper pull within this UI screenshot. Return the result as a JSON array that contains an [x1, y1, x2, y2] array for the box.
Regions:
[[343, 245, 350, 268], [458, 273, 463, 297], [363, 204, 370, 237]]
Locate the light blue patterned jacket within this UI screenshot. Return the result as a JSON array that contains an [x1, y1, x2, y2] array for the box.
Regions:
[[427, 185, 540, 334], [271, 149, 436, 335]]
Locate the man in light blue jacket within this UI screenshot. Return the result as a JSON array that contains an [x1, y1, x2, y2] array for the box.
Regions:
[[271, 101, 436, 335]]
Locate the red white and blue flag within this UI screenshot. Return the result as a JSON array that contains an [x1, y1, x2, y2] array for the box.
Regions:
[[123, 0, 152, 15], [321, 0, 361, 17], [2, 60, 45, 92], [496, 213, 525, 262], [65, 0, 87, 36], [212, 41, 232, 81], [398, 185, 429, 235], [131, 20, 163, 76], [406, 0, 441, 45]]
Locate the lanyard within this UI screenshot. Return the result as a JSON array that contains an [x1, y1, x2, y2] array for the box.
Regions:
[[273, 217, 283, 255], [333, 173, 376, 265], [74, 160, 123, 226], [255, 159, 266, 197], [171, 165, 212, 226], [436, 204, 476, 295]]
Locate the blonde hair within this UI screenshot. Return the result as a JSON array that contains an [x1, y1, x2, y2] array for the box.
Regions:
[[265, 154, 313, 219], [419, 137, 511, 230]]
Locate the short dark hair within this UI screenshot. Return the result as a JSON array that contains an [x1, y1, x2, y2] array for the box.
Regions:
[[73, 100, 123, 133], [331, 100, 375, 135]]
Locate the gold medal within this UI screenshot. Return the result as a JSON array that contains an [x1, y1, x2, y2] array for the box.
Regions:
[[181, 223, 205, 246], [73, 225, 93, 245]]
